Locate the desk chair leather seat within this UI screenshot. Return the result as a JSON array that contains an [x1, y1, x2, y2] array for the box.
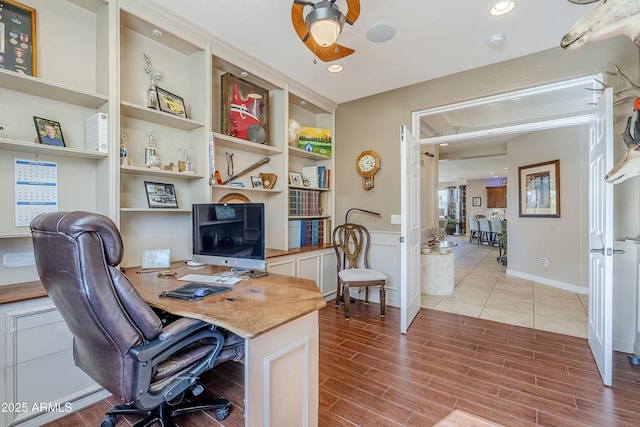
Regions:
[[333, 223, 386, 319], [30, 211, 238, 427]]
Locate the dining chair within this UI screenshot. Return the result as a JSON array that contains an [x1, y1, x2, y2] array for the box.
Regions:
[[333, 223, 386, 320], [468, 218, 480, 244], [478, 218, 492, 245]]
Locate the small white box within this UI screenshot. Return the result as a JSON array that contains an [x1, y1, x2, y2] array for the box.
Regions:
[[86, 113, 108, 153]]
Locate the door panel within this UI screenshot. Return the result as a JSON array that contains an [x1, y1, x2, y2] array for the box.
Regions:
[[400, 125, 421, 333]]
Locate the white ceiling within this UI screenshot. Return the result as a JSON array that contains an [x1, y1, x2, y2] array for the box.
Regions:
[[148, 0, 595, 105], [148, 0, 599, 183]]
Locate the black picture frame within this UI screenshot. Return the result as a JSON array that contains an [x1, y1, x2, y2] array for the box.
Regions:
[[472, 196, 481, 207], [0, 0, 37, 76], [144, 181, 178, 208], [156, 86, 187, 118], [221, 73, 269, 144], [251, 175, 263, 188], [33, 117, 64, 147], [518, 159, 560, 218]]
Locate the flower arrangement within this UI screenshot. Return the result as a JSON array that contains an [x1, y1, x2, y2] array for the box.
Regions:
[[424, 226, 444, 242]]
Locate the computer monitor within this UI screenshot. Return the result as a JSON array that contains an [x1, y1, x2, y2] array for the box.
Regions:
[[192, 203, 266, 271]]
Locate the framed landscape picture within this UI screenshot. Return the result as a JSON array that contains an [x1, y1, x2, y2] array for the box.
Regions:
[[518, 160, 560, 218]]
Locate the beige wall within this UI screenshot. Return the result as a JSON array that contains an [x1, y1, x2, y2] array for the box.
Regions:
[[335, 37, 640, 238]]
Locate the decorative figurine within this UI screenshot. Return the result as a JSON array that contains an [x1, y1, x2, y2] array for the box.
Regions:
[[143, 53, 162, 109], [119, 133, 131, 166], [144, 131, 161, 169]]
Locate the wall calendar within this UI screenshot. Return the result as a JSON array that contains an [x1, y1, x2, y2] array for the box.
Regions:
[[15, 158, 58, 227]]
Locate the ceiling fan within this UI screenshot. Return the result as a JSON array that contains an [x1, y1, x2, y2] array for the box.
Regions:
[[291, 0, 360, 62]]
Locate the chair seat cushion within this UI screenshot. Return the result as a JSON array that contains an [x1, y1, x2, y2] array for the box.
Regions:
[[339, 268, 386, 283]]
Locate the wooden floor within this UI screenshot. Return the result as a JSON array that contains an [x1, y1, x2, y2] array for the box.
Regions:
[[45, 301, 640, 427]]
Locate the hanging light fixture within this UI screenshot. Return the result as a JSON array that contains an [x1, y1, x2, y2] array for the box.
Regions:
[[305, 0, 345, 47]]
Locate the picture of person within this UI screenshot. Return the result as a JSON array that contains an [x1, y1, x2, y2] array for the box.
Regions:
[[33, 117, 65, 147]]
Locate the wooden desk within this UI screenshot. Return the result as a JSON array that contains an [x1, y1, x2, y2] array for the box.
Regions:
[[127, 264, 326, 427]]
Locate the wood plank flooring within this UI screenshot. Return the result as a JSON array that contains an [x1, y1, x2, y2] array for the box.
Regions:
[[44, 301, 640, 426]]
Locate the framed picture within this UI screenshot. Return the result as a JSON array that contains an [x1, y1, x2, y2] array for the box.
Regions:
[[251, 176, 263, 188], [518, 159, 560, 218], [33, 117, 64, 147], [0, 0, 36, 76], [289, 172, 302, 186], [144, 181, 178, 208], [221, 73, 269, 144], [472, 196, 481, 207], [156, 86, 187, 118]]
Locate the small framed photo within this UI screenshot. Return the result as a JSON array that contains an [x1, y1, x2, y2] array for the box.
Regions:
[[472, 196, 481, 207], [33, 117, 65, 147], [144, 181, 178, 208], [0, 0, 37, 77], [518, 159, 560, 218], [156, 86, 187, 118], [251, 176, 263, 188], [289, 172, 302, 186]]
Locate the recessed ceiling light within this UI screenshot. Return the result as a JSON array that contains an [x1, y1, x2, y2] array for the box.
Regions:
[[240, 71, 249, 78], [490, 1, 515, 16], [328, 64, 343, 73], [440, 143, 448, 146], [152, 28, 163, 37], [366, 22, 396, 43]]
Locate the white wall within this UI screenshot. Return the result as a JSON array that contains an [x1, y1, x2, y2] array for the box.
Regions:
[[506, 126, 588, 293]]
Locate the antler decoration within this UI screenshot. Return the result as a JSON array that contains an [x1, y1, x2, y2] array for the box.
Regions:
[[291, 0, 360, 62], [589, 63, 640, 106]]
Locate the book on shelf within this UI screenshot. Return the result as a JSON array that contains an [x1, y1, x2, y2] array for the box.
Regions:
[[288, 218, 331, 249]]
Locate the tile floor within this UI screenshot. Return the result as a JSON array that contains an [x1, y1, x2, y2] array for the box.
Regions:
[[421, 234, 589, 338]]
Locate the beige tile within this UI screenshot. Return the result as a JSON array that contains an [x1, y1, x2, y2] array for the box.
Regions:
[[535, 314, 588, 339], [480, 307, 534, 328], [432, 299, 484, 317], [422, 234, 588, 339]]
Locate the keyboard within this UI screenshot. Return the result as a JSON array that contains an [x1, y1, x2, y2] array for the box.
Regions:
[[178, 273, 242, 286]]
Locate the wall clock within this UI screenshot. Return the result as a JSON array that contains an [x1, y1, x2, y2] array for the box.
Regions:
[[356, 150, 380, 190]]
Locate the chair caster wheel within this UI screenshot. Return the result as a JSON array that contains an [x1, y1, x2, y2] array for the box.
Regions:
[[215, 405, 230, 421], [101, 415, 117, 427]]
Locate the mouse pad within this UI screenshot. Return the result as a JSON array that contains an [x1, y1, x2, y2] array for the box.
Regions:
[[159, 283, 231, 301]]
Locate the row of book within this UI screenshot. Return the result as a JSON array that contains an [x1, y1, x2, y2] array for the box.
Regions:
[[289, 218, 332, 249], [300, 166, 331, 189], [289, 189, 326, 216]]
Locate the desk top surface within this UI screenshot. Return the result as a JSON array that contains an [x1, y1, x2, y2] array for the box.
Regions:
[[126, 265, 326, 339]]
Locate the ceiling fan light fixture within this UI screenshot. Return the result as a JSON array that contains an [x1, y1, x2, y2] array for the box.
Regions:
[[306, 0, 345, 47]]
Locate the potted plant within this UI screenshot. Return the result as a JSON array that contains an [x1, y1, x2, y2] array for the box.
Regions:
[[445, 217, 458, 235]]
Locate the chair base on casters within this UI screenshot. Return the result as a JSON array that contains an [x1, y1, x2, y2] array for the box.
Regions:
[[101, 398, 231, 427]]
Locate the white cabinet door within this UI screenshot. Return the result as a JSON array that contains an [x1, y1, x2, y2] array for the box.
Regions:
[[321, 250, 338, 298], [296, 254, 321, 286], [267, 258, 297, 277]]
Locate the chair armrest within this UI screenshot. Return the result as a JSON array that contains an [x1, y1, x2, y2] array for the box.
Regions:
[[129, 321, 225, 409], [158, 317, 203, 341]]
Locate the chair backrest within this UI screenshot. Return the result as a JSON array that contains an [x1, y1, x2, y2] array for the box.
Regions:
[[30, 211, 162, 403], [478, 218, 491, 232], [333, 223, 372, 271], [468, 218, 479, 231], [490, 218, 503, 233]]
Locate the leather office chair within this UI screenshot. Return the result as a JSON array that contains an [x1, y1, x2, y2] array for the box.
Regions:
[[333, 223, 386, 319], [30, 211, 237, 427]]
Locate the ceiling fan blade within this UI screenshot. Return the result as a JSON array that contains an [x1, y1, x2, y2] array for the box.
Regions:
[[344, 0, 360, 25], [291, 3, 311, 41], [291, 1, 356, 62]]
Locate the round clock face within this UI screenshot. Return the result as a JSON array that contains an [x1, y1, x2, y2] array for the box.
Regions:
[[358, 155, 376, 173]]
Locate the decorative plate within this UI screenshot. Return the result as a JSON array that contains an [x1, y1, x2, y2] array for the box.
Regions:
[[218, 192, 251, 204]]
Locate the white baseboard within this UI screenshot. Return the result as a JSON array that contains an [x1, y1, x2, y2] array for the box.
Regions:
[[506, 269, 588, 295]]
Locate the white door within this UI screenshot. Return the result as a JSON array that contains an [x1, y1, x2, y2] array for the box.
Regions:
[[400, 125, 421, 333], [588, 87, 614, 386]]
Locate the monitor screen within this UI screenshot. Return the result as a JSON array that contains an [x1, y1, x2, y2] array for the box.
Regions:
[[192, 203, 265, 270]]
